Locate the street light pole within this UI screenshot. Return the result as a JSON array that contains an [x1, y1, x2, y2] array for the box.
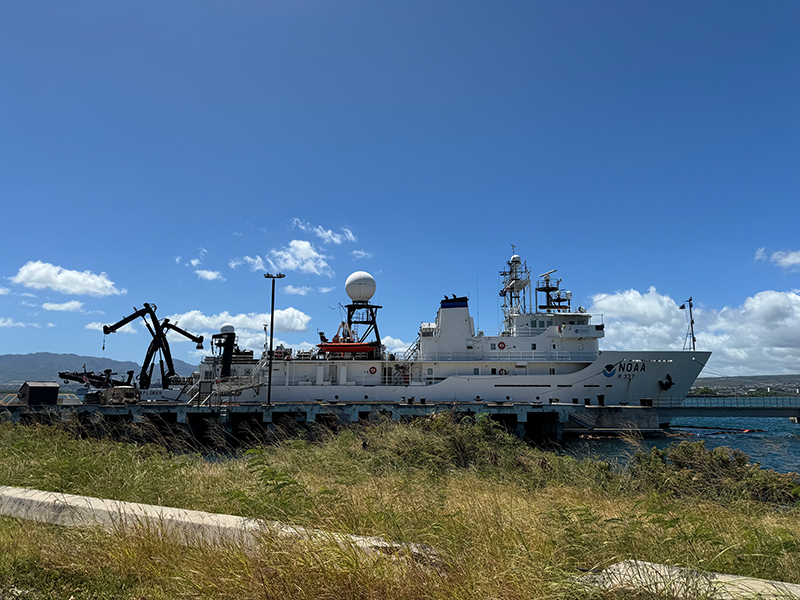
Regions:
[[264, 272, 285, 405]]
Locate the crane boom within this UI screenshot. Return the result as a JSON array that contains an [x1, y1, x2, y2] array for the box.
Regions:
[[102, 304, 204, 389]]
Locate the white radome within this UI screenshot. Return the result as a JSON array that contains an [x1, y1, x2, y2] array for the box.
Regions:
[[345, 271, 376, 302], [220, 323, 235, 334]]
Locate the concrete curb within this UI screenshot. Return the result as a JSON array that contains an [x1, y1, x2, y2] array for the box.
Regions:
[[582, 560, 800, 599], [0, 485, 438, 564]]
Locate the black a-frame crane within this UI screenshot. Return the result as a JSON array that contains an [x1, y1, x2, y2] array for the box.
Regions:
[[102, 303, 204, 389]]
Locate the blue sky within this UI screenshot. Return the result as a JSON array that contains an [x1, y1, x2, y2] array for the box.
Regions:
[[1, 1, 798, 376]]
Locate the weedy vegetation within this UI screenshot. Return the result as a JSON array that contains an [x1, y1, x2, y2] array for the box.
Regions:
[[0, 413, 799, 599]]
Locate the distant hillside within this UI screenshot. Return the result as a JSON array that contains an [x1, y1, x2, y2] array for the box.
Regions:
[[695, 373, 800, 396], [0, 353, 197, 389]]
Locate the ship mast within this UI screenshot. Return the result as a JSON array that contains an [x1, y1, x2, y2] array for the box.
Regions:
[[535, 270, 572, 313], [499, 250, 531, 329], [680, 297, 696, 351]]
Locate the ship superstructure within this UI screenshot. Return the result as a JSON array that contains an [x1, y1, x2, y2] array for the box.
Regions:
[[196, 252, 710, 407]]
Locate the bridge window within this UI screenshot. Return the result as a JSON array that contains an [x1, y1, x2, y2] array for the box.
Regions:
[[491, 368, 497, 375], [427, 368, 433, 375], [490, 343, 496, 350], [531, 343, 536, 350], [473, 368, 480, 375]]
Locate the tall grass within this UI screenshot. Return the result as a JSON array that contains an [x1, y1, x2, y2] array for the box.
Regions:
[[1, 414, 799, 598]]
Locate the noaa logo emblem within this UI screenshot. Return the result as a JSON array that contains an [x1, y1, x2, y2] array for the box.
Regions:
[[602, 364, 616, 377]]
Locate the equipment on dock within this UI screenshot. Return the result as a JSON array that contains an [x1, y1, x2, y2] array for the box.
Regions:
[[59, 367, 135, 389]]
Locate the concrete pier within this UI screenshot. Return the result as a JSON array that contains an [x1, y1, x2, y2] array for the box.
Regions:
[[4, 396, 799, 445]]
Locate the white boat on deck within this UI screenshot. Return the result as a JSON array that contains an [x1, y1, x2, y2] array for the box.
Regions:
[[197, 253, 711, 406]]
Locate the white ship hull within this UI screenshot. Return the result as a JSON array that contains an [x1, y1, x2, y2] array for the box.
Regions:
[[226, 350, 709, 406], [200, 253, 710, 408]]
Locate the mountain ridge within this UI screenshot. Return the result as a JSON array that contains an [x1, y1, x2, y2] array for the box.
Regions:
[[0, 352, 197, 389]]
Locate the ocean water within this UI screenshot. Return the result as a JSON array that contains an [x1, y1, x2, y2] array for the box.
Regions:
[[563, 416, 800, 474]]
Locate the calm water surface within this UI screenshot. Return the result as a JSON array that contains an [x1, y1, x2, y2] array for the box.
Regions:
[[563, 415, 800, 474]]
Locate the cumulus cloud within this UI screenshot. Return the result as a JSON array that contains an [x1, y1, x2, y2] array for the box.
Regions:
[[10, 261, 126, 296], [87, 320, 138, 334], [167, 308, 311, 335], [589, 288, 684, 352], [167, 308, 310, 355], [292, 218, 356, 244], [268, 240, 333, 276], [590, 286, 800, 375], [43, 300, 85, 312], [195, 269, 225, 281], [382, 335, 410, 355]]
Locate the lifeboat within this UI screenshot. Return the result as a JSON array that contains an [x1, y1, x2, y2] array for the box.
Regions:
[[317, 341, 377, 354], [317, 321, 379, 354]]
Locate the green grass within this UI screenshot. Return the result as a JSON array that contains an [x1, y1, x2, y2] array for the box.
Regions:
[[1, 414, 799, 599]]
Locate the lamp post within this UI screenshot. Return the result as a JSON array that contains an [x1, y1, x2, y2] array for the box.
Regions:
[[264, 272, 285, 405]]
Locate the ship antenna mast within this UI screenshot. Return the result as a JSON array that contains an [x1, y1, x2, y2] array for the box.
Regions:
[[680, 297, 696, 351]]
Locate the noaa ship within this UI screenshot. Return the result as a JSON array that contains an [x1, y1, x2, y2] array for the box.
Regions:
[[197, 253, 711, 406]]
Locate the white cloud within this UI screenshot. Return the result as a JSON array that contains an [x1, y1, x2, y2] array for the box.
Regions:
[[318, 286, 335, 294], [10, 261, 126, 296], [284, 285, 312, 296], [195, 270, 225, 281], [590, 287, 685, 354], [292, 218, 356, 244], [770, 249, 800, 269], [166, 307, 310, 354], [0, 287, 9, 295], [268, 240, 333, 277], [0, 317, 28, 327], [43, 300, 85, 312], [754, 247, 767, 261], [190, 259, 202, 268], [87, 321, 138, 334], [167, 308, 311, 334], [382, 335, 410, 355], [590, 287, 800, 375], [230, 256, 265, 272], [351, 250, 372, 260], [243, 256, 265, 271]]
